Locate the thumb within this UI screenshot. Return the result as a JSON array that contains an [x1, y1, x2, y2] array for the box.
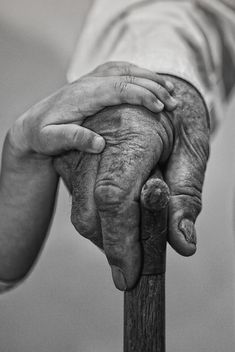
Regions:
[[40, 124, 105, 155], [165, 126, 209, 256]]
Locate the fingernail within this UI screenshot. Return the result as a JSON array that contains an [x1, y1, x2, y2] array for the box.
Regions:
[[166, 81, 174, 91], [92, 136, 105, 152], [154, 101, 164, 111], [170, 98, 178, 107], [166, 98, 178, 112], [179, 219, 197, 245], [111, 265, 127, 291]]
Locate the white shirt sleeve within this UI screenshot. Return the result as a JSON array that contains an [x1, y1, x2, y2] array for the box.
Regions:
[[68, 0, 235, 130]]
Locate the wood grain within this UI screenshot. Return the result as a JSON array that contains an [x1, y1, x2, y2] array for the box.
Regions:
[[124, 169, 169, 352]]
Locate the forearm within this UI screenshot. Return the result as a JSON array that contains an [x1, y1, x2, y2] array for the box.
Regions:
[[0, 132, 59, 282]]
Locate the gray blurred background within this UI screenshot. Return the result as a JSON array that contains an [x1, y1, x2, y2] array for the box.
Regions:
[[0, 1, 234, 351]]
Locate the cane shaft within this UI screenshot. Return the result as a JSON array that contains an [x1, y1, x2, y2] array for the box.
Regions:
[[124, 170, 168, 352], [124, 274, 165, 352]]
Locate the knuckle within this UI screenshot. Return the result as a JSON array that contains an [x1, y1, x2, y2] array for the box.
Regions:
[[122, 65, 132, 76], [71, 211, 100, 241], [125, 75, 135, 84], [159, 87, 170, 100], [95, 183, 127, 209], [187, 191, 202, 216], [171, 186, 202, 217], [114, 79, 128, 95], [72, 127, 82, 145]]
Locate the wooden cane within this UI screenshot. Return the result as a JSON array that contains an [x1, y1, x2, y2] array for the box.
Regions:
[[124, 168, 170, 352]]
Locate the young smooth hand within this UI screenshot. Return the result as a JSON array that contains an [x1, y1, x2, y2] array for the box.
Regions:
[[9, 61, 177, 158]]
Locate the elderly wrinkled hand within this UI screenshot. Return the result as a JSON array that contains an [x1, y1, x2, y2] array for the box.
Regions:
[[55, 76, 210, 291]]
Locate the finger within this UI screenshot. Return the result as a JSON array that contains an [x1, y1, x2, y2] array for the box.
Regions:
[[95, 185, 141, 291], [123, 76, 178, 111], [70, 153, 103, 248], [165, 126, 210, 256], [40, 124, 105, 155], [99, 78, 167, 113], [93, 111, 163, 290], [91, 61, 175, 92], [57, 76, 166, 121]]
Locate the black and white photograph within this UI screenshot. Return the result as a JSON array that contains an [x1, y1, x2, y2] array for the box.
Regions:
[[0, 1, 234, 351]]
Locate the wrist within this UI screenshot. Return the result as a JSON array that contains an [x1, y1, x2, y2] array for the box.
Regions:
[[7, 116, 49, 161], [0, 131, 58, 204], [3, 130, 53, 177], [8, 114, 37, 158]]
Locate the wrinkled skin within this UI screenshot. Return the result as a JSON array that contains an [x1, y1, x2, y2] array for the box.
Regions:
[[54, 76, 210, 291]]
